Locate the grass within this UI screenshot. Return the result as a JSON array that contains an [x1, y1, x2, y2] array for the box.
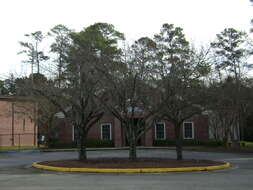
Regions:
[[0, 145, 38, 151], [241, 141, 253, 147]]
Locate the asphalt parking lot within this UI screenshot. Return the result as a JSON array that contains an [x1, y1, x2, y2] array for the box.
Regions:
[[0, 149, 253, 190]]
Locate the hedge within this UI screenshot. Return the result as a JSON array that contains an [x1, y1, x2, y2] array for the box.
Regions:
[[153, 139, 225, 147], [47, 139, 114, 149]]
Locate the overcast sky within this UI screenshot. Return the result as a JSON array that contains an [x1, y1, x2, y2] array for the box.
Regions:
[[0, 0, 252, 79]]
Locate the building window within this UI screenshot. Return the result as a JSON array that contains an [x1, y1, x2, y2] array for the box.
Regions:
[[101, 123, 112, 140], [155, 122, 166, 140], [183, 122, 194, 139]]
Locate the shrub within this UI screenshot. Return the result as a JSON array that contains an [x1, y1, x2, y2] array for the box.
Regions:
[[86, 139, 114, 148], [202, 139, 225, 147], [153, 139, 175, 146], [46, 139, 114, 149], [153, 139, 225, 147], [47, 142, 77, 149], [47, 138, 60, 148]]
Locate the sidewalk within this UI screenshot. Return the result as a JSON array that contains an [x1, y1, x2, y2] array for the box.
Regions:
[[1, 146, 253, 154], [0, 146, 173, 153], [40, 146, 175, 152], [40, 146, 253, 154]]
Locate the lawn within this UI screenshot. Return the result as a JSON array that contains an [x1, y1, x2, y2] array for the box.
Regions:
[[241, 141, 253, 147], [0, 145, 38, 151]]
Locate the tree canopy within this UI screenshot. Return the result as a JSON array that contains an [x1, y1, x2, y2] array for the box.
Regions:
[[11, 22, 253, 161]]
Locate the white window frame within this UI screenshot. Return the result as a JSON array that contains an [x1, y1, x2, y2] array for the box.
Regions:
[[183, 122, 194, 139], [155, 122, 166, 140], [101, 123, 112, 140]]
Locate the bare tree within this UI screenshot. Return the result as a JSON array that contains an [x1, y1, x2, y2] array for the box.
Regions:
[[208, 77, 253, 146], [210, 28, 251, 144], [34, 23, 123, 160], [98, 37, 161, 160], [153, 24, 210, 160]]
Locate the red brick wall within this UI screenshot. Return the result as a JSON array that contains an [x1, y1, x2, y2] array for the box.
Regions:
[[0, 101, 12, 135], [57, 113, 117, 144], [165, 121, 175, 139], [88, 112, 115, 140], [144, 127, 153, 146], [193, 115, 209, 141], [114, 117, 122, 147], [57, 119, 73, 143], [150, 116, 209, 144], [56, 113, 209, 146], [0, 99, 37, 146]]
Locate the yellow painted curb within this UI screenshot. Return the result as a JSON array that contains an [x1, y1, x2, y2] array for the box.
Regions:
[[32, 162, 230, 173]]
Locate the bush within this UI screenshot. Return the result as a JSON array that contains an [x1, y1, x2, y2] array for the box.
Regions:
[[47, 138, 60, 148], [153, 139, 175, 146], [46, 139, 114, 149], [202, 139, 225, 147], [240, 141, 253, 147], [86, 139, 114, 148], [47, 141, 77, 149], [153, 139, 225, 147]]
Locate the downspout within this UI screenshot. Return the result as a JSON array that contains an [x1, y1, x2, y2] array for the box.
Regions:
[[11, 102, 14, 146], [34, 102, 38, 146]]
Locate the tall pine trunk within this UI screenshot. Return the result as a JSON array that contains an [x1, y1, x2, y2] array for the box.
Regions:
[[175, 124, 183, 160]]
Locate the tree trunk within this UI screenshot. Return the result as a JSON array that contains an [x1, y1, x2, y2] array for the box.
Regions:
[[224, 128, 230, 148], [45, 116, 54, 147], [239, 110, 244, 141], [78, 130, 87, 161], [45, 119, 52, 147], [175, 124, 183, 160], [128, 128, 137, 160], [37, 62, 40, 74], [129, 139, 137, 160]]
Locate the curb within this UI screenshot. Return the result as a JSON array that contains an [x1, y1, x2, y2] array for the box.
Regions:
[[0, 149, 41, 154], [32, 162, 230, 173]]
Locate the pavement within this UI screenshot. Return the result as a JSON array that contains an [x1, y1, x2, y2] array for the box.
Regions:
[[0, 149, 253, 190]]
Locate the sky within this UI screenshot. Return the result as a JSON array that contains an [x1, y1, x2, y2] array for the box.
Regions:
[[0, 0, 252, 79]]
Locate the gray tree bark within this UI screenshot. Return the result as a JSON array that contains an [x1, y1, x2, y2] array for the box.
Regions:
[[175, 124, 183, 160]]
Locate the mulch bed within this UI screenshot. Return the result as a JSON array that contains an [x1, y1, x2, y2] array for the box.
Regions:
[[39, 158, 224, 168]]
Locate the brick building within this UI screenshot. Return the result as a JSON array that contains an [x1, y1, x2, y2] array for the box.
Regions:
[[0, 96, 37, 146], [55, 111, 209, 147]]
